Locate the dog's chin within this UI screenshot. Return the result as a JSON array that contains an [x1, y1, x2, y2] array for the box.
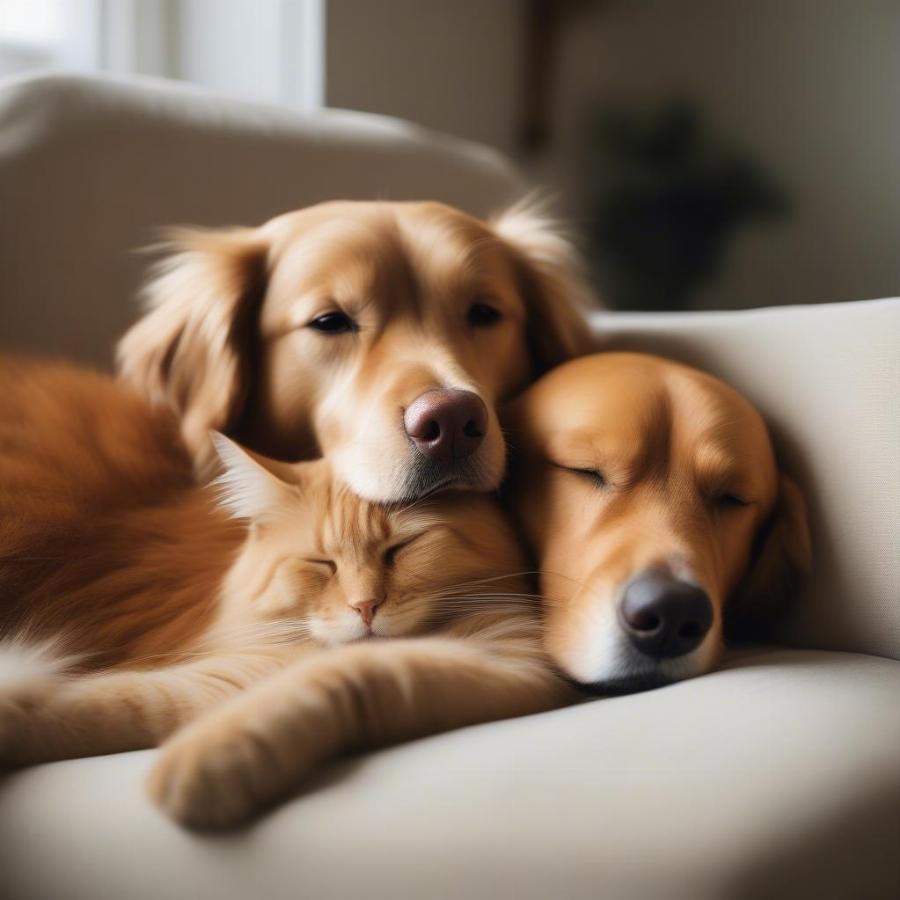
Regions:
[[399, 457, 498, 501], [334, 442, 503, 503], [553, 617, 722, 698], [577, 671, 675, 696]]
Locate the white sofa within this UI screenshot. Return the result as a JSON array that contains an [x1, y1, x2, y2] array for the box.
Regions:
[[1, 74, 898, 900]]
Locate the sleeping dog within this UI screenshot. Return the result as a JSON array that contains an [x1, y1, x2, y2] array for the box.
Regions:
[[507, 352, 811, 693]]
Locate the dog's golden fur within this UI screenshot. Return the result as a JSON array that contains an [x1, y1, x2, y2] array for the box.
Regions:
[[0, 357, 236, 668], [1, 197, 811, 827], [1, 199, 594, 829], [506, 352, 811, 689], [0, 359, 572, 828], [117, 200, 594, 501]]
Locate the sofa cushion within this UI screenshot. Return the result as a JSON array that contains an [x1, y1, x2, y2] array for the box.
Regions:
[[0, 72, 521, 366], [593, 298, 900, 662], [2, 646, 898, 900]]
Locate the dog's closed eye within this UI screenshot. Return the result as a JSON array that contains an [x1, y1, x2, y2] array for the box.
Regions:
[[556, 464, 608, 490], [713, 493, 752, 509]]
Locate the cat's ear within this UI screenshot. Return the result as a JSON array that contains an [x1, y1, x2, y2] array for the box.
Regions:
[[210, 432, 293, 520]]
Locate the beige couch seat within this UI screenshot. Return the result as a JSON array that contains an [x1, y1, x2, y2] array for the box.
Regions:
[[0, 74, 897, 900], [2, 648, 898, 900]]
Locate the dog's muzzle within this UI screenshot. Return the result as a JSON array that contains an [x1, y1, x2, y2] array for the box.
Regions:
[[618, 573, 713, 659], [404, 389, 487, 462], [399, 454, 488, 501]]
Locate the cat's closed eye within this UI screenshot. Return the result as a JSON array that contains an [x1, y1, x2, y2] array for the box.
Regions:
[[303, 558, 337, 575], [383, 536, 420, 567]]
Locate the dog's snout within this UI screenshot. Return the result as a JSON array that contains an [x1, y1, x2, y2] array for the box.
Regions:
[[619, 575, 713, 659], [404, 389, 487, 461]]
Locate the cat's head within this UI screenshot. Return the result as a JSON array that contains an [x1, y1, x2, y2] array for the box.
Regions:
[[211, 435, 528, 646]]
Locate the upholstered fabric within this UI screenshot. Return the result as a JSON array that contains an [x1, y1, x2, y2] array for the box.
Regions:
[[0, 72, 521, 366], [2, 647, 898, 900], [594, 299, 900, 662]]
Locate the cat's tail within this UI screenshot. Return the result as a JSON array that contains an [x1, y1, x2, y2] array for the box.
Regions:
[[0, 635, 80, 694]]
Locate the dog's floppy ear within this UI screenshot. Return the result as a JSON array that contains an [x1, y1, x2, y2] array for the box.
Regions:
[[117, 227, 269, 474], [492, 198, 597, 373], [726, 472, 812, 639]]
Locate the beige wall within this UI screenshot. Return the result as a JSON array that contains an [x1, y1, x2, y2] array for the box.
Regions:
[[325, 0, 900, 310], [326, 0, 521, 155], [551, 0, 900, 309]]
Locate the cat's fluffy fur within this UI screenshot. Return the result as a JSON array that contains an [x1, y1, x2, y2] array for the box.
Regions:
[[0, 358, 572, 828]]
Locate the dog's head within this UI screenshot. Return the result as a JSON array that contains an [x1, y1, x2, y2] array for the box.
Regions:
[[506, 352, 810, 693], [118, 200, 592, 501]]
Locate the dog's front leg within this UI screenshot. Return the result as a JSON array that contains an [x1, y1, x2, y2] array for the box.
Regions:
[[148, 633, 575, 829], [0, 647, 302, 767]]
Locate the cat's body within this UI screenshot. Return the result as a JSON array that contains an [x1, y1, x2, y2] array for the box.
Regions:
[[0, 358, 572, 827]]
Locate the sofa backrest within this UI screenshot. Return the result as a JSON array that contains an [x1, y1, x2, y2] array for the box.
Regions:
[[0, 73, 521, 366], [596, 298, 900, 661], [2, 74, 895, 660]]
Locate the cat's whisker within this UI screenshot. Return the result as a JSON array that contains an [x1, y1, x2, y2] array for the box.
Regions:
[[433, 594, 544, 603], [430, 596, 539, 605], [432, 571, 543, 587], [427, 588, 545, 601], [427, 598, 541, 611], [426, 607, 538, 630]]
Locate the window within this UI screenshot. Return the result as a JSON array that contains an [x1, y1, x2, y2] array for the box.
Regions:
[[0, 0, 323, 108], [0, 0, 99, 77]]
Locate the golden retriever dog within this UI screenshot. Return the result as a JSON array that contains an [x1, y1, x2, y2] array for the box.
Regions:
[[117, 200, 593, 501], [506, 352, 811, 692]]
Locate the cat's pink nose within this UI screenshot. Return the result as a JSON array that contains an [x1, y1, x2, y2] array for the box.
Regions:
[[351, 598, 382, 626]]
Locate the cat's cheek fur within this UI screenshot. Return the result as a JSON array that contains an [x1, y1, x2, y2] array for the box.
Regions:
[[306, 613, 369, 646], [371, 605, 431, 639]]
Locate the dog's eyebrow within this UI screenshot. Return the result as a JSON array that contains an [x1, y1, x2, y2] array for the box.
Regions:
[[692, 443, 751, 494], [697, 466, 746, 492], [543, 431, 598, 464], [544, 431, 637, 468]]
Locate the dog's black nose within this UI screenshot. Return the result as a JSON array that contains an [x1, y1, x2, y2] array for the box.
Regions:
[[619, 575, 713, 658], [404, 389, 487, 461]]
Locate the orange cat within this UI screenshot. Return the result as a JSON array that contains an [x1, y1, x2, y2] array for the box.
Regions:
[[0, 359, 572, 828]]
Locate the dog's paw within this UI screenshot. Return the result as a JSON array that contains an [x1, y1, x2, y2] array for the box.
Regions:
[[147, 723, 263, 828], [147, 711, 317, 829]]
